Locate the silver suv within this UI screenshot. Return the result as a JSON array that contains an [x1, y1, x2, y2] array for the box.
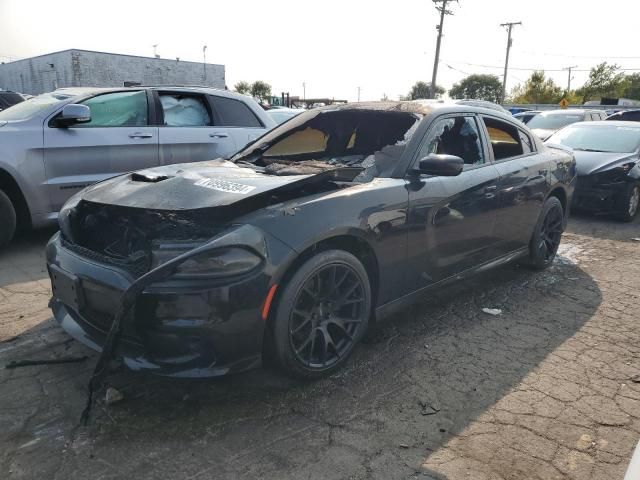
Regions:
[[0, 86, 275, 248]]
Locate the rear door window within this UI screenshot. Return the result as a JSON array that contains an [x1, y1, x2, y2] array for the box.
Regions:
[[210, 95, 263, 127], [482, 117, 525, 160], [159, 93, 212, 126], [78, 91, 148, 127]]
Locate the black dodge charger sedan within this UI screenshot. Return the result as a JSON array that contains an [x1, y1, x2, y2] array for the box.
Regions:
[[47, 101, 576, 378]]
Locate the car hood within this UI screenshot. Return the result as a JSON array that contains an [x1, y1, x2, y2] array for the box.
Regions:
[[573, 151, 637, 176], [531, 128, 556, 140], [78, 159, 357, 211]]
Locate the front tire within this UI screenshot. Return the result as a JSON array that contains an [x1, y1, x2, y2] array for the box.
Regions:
[[0, 190, 16, 249], [271, 250, 371, 379], [615, 183, 640, 222], [526, 196, 564, 270]]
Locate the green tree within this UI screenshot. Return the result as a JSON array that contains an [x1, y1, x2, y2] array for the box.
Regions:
[[509, 71, 563, 104], [408, 81, 445, 100], [250, 81, 272, 102], [577, 62, 626, 102], [449, 74, 503, 103], [234, 81, 251, 95], [622, 73, 640, 100]]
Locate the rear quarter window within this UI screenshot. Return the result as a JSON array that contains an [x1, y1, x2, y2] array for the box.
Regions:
[[210, 96, 263, 128]]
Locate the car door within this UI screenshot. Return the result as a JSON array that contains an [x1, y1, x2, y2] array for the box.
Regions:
[[208, 94, 270, 151], [406, 114, 502, 291], [480, 115, 550, 252], [156, 90, 240, 166], [43, 90, 159, 212]]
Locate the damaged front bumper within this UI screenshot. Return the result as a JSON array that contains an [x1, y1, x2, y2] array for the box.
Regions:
[[572, 176, 628, 212], [46, 226, 294, 377]]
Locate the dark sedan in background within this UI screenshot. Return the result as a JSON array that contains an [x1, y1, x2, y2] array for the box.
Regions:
[[546, 121, 640, 221], [47, 101, 575, 379]]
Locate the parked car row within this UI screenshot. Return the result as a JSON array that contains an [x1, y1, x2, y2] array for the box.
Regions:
[[0, 86, 276, 248]]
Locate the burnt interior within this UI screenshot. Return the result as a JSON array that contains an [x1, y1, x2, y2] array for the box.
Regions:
[[234, 109, 421, 181]]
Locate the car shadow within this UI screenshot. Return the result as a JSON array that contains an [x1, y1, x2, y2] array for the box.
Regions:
[[0, 249, 602, 479], [568, 211, 640, 242]]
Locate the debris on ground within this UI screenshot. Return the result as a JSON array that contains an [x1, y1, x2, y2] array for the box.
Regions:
[[5, 356, 88, 369], [631, 238, 640, 242], [105, 387, 124, 405], [482, 308, 502, 316], [631, 374, 640, 384], [418, 399, 440, 416], [398, 443, 409, 449]]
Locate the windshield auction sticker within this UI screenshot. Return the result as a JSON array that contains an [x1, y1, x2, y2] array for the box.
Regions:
[[194, 178, 256, 194]]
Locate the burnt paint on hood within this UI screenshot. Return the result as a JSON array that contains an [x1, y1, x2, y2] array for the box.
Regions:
[[78, 159, 355, 210], [573, 151, 637, 176]]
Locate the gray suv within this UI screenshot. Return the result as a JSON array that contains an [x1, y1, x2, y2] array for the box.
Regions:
[[0, 86, 275, 248]]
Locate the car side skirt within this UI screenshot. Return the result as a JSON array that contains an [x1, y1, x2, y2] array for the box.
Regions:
[[375, 247, 529, 321]]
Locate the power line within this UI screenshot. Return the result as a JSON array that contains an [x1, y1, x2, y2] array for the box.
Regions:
[[442, 60, 640, 72], [521, 51, 640, 59]]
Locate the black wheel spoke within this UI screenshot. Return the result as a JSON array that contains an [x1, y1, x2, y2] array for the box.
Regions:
[[289, 262, 367, 369]]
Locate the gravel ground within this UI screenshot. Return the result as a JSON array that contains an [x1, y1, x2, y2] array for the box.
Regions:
[[1, 215, 639, 480]]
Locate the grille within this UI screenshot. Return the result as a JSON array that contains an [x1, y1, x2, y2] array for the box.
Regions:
[[61, 236, 150, 278]]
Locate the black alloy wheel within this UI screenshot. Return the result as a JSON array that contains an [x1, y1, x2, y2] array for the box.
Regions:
[[0, 190, 16, 249], [617, 183, 640, 222], [527, 196, 564, 270], [271, 250, 371, 378]]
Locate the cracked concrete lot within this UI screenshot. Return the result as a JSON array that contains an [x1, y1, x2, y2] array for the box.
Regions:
[[1, 215, 639, 480]]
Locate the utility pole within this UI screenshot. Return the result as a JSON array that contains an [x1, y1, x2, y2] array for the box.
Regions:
[[500, 21, 522, 104], [152, 44, 158, 58], [302, 82, 306, 102], [563, 65, 578, 91], [430, 0, 456, 99], [202, 45, 208, 80], [357, 86, 361, 102]]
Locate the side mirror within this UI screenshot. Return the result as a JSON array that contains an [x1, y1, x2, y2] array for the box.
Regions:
[[417, 153, 464, 177], [56, 104, 91, 127]]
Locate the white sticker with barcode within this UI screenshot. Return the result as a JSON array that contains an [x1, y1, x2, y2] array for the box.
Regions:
[[194, 178, 256, 194]]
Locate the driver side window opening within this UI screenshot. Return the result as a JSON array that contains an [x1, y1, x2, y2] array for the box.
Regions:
[[418, 116, 485, 169]]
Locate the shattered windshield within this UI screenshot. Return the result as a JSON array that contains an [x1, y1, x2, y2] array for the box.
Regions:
[[232, 108, 423, 182]]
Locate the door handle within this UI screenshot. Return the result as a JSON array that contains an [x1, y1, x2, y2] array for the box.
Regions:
[[129, 132, 153, 139], [210, 132, 229, 138], [485, 185, 497, 192]]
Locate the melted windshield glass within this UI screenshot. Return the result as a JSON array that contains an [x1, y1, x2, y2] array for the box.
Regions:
[[232, 108, 422, 182]]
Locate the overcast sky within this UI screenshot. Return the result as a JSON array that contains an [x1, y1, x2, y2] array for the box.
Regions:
[[1, 0, 639, 101]]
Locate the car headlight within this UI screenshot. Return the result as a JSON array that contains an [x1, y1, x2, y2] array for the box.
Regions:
[[58, 192, 84, 241], [151, 241, 262, 279]]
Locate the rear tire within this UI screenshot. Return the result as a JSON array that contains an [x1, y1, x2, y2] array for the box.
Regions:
[[271, 250, 371, 379], [0, 189, 16, 249], [615, 183, 640, 222], [526, 196, 564, 271]]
